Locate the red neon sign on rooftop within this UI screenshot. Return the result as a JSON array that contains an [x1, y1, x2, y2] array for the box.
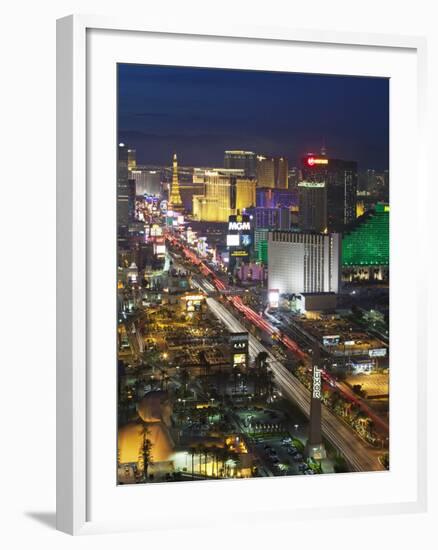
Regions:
[[306, 156, 328, 166]]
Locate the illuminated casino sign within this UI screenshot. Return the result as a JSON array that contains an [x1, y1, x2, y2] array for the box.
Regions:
[[306, 156, 329, 166], [228, 221, 251, 231], [312, 366, 322, 399], [228, 213, 252, 232]]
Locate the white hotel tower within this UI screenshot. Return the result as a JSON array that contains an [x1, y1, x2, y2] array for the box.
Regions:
[[267, 231, 341, 295]]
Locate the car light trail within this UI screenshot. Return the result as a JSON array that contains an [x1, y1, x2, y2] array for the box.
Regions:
[[167, 233, 388, 434]]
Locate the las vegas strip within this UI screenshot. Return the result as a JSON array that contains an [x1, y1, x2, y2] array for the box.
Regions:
[[116, 65, 389, 484]]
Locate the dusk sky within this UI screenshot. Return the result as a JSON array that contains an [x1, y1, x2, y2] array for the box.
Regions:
[[118, 64, 389, 170]]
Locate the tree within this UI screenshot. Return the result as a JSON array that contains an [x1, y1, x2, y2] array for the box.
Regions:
[[189, 447, 196, 479], [139, 423, 153, 482], [179, 367, 190, 395], [203, 447, 209, 476], [210, 445, 219, 477], [333, 455, 349, 473], [160, 368, 170, 391]]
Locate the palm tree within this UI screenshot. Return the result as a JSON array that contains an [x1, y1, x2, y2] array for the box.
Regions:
[[220, 448, 232, 478], [189, 446, 196, 479], [160, 368, 170, 391], [139, 423, 153, 482], [254, 351, 269, 397], [197, 445, 204, 475], [210, 445, 219, 477], [180, 367, 190, 396], [203, 447, 209, 476], [265, 368, 275, 402], [230, 451, 242, 477]]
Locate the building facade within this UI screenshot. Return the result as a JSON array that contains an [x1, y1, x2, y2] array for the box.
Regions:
[[248, 206, 291, 231], [224, 150, 256, 177], [274, 156, 289, 189], [298, 181, 327, 233], [342, 203, 389, 281], [192, 170, 256, 222], [130, 169, 162, 196], [117, 143, 136, 247], [268, 230, 341, 295], [256, 155, 275, 187], [301, 153, 358, 230], [256, 187, 298, 209]]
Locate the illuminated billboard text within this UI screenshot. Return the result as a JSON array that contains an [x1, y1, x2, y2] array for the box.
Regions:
[[312, 366, 322, 399], [228, 221, 251, 231]]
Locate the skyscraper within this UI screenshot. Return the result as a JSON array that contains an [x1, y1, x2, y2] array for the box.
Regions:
[[256, 155, 275, 187], [268, 231, 341, 295], [192, 170, 256, 222], [224, 150, 256, 177], [127, 148, 136, 171], [131, 169, 162, 196], [274, 156, 288, 189], [301, 152, 358, 230], [342, 203, 389, 281], [117, 143, 131, 245], [169, 153, 184, 211], [247, 206, 291, 231], [298, 181, 327, 233]]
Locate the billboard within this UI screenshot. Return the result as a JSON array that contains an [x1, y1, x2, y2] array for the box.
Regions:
[[232, 353, 246, 365], [268, 289, 280, 308], [154, 244, 166, 256], [322, 335, 340, 346], [369, 348, 387, 358], [228, 220, 251, 231], [241, 234, 251, 246], [226, 234, 240, 247], [228, 213, 252, 232], [230, 332, 248, 369], [230, 332, 249, 344], [231, 249, 249, 257]]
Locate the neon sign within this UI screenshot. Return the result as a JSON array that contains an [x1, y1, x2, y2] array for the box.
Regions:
[[228, 221, 251, 231], [307, 157, 328, 166], [312, 366, 322, 399]]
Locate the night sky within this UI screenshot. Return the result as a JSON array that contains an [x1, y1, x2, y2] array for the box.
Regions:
[[118, 64, 389, 170]]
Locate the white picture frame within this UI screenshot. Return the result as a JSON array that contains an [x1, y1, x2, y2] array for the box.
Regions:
[[56, 14, 428, 535]]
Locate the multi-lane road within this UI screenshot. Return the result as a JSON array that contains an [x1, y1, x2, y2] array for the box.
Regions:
[[206, 296, 384, 472]]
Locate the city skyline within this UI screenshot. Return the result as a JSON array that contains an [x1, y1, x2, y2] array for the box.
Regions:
[[118, 64, 389, 170], [117, 64, 390, 485]]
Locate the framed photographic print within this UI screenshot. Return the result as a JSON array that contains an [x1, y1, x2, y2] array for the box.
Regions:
[[57, 15, 428, 535]]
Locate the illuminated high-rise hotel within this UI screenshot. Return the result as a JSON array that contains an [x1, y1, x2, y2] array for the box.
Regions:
[[224, 150, 256, 177], [298, 181, 327, 233], [256, 155, 275, 187], [169, 153, 184, 211], [268, 231, 341, 295], [274, 156, 289, 189], [192, 170, 256, 222], [301, 152, 357, 230]]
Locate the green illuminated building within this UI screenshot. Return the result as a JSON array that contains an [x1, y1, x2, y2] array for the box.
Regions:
[[342, 203, 389, 267], [257, 240, 268, 264]]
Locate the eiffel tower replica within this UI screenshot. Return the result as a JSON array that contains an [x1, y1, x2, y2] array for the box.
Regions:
[[169, 153, 184, 212]]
